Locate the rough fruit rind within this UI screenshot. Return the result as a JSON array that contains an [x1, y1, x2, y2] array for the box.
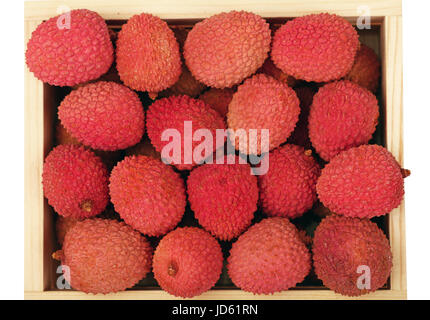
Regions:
[[316, 144, 404, 218], [60, 218, 152, 294], [345, 43, 381, 93], [187, 155, 258, 240], [308, 80, 379, 161], [25, 9, 113, 86], [153, 227, 223, 298], [199, 88, 235, 119], [146, 95, 226, 170], [258, 144, 321, 219], [228, 218, 311, 294], [272, 13, 359, 82], [42, 145, 109, 219], [109, 155, 186, 236], [227, 74, 300, 155], [58, 81, 145, 151], [313, 215, 392, 296], [116, 13, 182, 93], [184, 11, 271, 88]]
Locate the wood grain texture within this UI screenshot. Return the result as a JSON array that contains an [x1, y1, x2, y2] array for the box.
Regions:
[[24, 289, 406, 300], [24, 20, 45, 292], [24, 0, 402, 20], [381, 16, 406, 297]]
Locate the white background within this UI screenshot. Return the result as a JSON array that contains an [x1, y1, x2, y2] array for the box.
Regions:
[[0, 0, 428, 299]]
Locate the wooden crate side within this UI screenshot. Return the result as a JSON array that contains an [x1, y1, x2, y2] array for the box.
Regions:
[[381, 16, 406, 298], [24, 0, 401, 20], [24, 20, 45, 292], [24, 288, 405, 300]]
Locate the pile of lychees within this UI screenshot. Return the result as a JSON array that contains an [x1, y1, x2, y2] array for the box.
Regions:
[[26, 9, 406, 297]]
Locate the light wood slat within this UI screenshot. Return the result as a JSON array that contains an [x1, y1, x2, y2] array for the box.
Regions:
[[25, 289, 406, 300], [24, 0, 402, 20], [381, 15, 406, 297], [24, 20, 45, 293]]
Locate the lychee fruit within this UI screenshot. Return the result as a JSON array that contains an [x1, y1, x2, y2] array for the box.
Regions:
[[227, 74, 300, 155], [59, 81, 145, 151], [184, 11, 271, 88], [259, 58, 297, 87], [345, 43, 381, 93], [55, 122, 124, 171], [146, 95, 226, 170], [25, 9, 113, 86], [313, 215, 392, 296], [228, 218, 311, 294], [109, 155, 186, 236], [42, 145, 109, 219], [199, 88, 235, 119], [153, 227, 223, 298], [316, 144, 406, 218], [308, 80, 379, 161], [125, 137, 161, 160], [116, 13, 182, 95], [272, 13, 359, 82], [54, 218, 152, 294], [258, 144, 320, 219], [187, 155, 258, 240], [159, 66, 206, 98], [55, 216, 80, 246]]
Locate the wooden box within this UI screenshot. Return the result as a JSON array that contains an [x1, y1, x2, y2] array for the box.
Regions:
[[24, 0, 405, 300]]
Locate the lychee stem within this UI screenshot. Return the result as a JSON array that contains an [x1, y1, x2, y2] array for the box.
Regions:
[[80, 199, 93, 213], [148, 92, 158, 100], [168, 262, 178, 277], [401, 168, 411, 178], [304, 149, 312, 157], [52, 250, 63, 261]]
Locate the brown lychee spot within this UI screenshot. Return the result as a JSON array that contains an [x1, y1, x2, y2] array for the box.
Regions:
[[80, 199, 93, 213], [401, 168, 411, 178], [168, 261, 178, 277], [148, 92, 158, 100], [52, 250, 63, 261]]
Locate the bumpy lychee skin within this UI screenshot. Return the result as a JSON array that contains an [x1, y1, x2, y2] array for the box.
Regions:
[[116, 13, 182, 94], [146, 95, 226, 170], [272, 13, 359, 82], [345, 44, 381, 93], [317, 145, 405, 218], [259, 58, 297, 87], [228, 218, 311, 294], [55, 122, 124, 171], [308, 80, 379, 161], [59, 81, 145, 151], [313, 215, 392, 296], [159, 66, 206, 98], [227, 74, 300, 155], [187, 156, 258, 240], [287, 86, 316, 148], [153, 227, 223, 298], [55, 216, 80, 246], [109, 155, 186, 236], [25, 9, 113, 86], [42, 145, 109, 219], [57, 218, 153, 294], [199, 88, 235, 119], [258, 144, 320, 219], [184, 11, 271, 88], [125, 137, 161, 160]]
